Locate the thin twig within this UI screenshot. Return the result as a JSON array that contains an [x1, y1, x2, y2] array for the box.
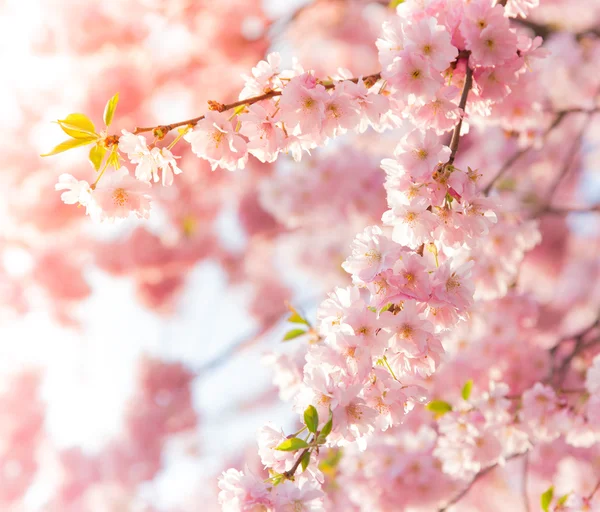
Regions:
[[438, 453, 524, 511], [543, 113, 596, 203], [482, 110, 570, 195]]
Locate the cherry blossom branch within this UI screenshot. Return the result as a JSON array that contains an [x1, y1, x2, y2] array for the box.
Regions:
[[447, 56, 473, 166], [132, 72, 382, 137], [438, 453, 525, 511]]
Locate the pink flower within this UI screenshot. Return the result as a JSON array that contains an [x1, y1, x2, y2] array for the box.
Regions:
[[403, 17, 458, 73], [218, 468, 274, 512], [256, 423, 297, 474], [504, 0, 539, 18], [55, 173, 93, 209], [119, 131, 182, 185], [466, 25, 518, 67], [342, 225, 403, 284], [240, 52, 282, 99], [273, 481, 324, 512], [321, 86, 360, 138], [393, 130, 451, 181], [413, 86, 460, 134], [184, 111, 248, 171], [91, 167, 152, 222], [239, 102, 285, 163], [382, 201, 439, 248], [338, 78, 390, 132], [383, 301, 434, 357], [279, 73, 330, 136], [431, 260, 475, 312], [330, 391, 378, 449], [376, 18, 407, 70], [384, 52, 443, 100], [388, 252, 433, 302], [520, 383, 561, 439]]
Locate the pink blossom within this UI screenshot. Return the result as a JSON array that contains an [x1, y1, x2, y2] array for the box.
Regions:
[[55, 173, 93, 210], [384, 52, 443, 99], [218, 468, 274, 512], [256, 423, 297, 474], [90, 167, 152, 222], [321, 86, 360, 138], [466, 24, 518, 67], [431, 260, 475, 312], [393, 129, 451, 181], [279, 73, 330, 136], [403, 17, 458, 72], [342, 225, 403, 284], [382, 201, 439, 248], [273, 480, 324, 512], [413, 86, 460, 133], [239, 103, 285, 163], [184, 111, 248, 171]]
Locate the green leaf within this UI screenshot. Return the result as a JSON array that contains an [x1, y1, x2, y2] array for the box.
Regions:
[[275, 438, 309, 452], [286, 303, 309, 325], [107, 151, 121, 169], [57, 113, 97, 139], [379, 303, 393, 313], [541, 486, 554, 512], [318, 448, 343, 476], [461, 379, 474, 401], [103, 93, 119, 126], [304, 405, 319, 434], [89, 144, 107, 171], [283, 328, 306, 342], [41, 136, 96, 157], [288, 312, 309, 325], [557, 493, 570, 506], [320, 410, 333, 439], [426, 400, 453, 418], [300, 450, 311, 472]]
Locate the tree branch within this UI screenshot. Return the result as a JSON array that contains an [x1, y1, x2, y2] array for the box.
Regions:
[[447, 56, 473, 165], [131, 72, 382, 137]]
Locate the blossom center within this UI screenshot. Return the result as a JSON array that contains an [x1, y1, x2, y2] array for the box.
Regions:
[[364, 249, 382, 263], [112, 188, 129, 206], [211, 130, 225, 147], [346, 402, 363, 421], [446, 274, 461, 291]]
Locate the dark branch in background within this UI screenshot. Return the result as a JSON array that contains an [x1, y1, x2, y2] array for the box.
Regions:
[[193, 295, 319, 375], [512, 18, 600, 40], [438, 453, 525, 511], [483, 107, 599, 196], [547, 315, 600, 384], [542, 111, 597, 204], [541, 205, 600, 215]]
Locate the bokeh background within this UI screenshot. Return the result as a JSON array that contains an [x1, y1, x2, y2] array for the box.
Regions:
[[1, 0, 600, 510]]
